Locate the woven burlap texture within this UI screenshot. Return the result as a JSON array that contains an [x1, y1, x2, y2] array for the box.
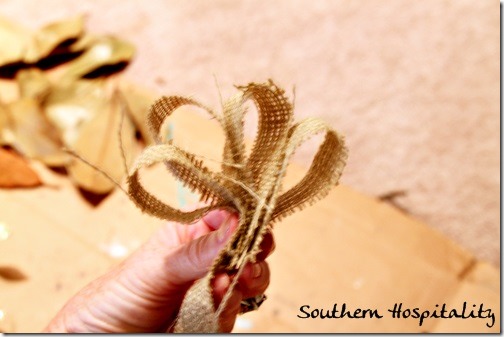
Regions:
[[126, 80, 348, 332]]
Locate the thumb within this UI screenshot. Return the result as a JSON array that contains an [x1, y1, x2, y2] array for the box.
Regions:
[[167, 215, 237, 286]]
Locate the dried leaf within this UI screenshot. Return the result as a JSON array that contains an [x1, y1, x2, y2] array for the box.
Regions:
[[16, 68, 51, 100], [67, 90, 137, 194], [0, 148, 41, 188], [8, 98, 68, 166], [61, 36, 135, 80], [24, 15, 85, 64], [0, 265, 28, 281], [119, 83, 156, 145], [0, 16, 31, 66]]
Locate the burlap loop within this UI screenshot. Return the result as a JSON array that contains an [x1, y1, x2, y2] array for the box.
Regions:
[[126, 80, 348, 332]]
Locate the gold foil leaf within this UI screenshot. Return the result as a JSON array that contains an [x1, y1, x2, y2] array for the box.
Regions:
[[67, 34, 96, 53], [119, 83, 156, 145], [43, 79, 108, 146], [61, 36, 135, 80], [0, 103, 13, 145], [24, 15, 85, 64], [67, 90, 137, 194], [0, 16, 30, 67], [16, 68, 51, 100], [8, 98, 67, 166]]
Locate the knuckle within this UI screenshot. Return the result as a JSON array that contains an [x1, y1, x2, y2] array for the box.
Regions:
[[185, 236, 208, 271]]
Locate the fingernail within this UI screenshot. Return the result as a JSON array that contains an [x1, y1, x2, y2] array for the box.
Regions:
[[252, 264, 262, 278], [214, 273, 230, 292], [204, 210, 229, 229]]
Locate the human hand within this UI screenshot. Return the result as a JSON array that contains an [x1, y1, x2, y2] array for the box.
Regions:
[[43, 210, 274, 333]]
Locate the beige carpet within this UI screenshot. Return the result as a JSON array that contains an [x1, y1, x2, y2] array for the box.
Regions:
[[0, 0, 499, 265]]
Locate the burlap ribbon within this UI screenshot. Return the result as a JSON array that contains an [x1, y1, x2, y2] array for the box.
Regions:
[[126, 80, 348, 332]]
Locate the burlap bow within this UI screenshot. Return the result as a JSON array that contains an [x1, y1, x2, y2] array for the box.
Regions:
[[126, 80, 348, 332]]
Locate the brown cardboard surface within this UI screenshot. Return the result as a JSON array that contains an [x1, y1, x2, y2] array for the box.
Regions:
[[0, 192, 114, 332], [0, 104, 499, 332]]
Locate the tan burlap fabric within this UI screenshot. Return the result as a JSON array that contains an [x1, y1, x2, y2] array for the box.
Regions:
[[126, 80, 348, 332]]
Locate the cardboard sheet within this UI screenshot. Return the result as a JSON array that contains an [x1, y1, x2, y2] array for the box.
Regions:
[[0, 104, 499, 332]]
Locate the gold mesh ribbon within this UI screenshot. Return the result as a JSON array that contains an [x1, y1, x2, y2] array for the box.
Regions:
[[126, 80, 348, 332]]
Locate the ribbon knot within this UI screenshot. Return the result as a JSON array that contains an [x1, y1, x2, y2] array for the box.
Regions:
[[126, 80, 348, 332]]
